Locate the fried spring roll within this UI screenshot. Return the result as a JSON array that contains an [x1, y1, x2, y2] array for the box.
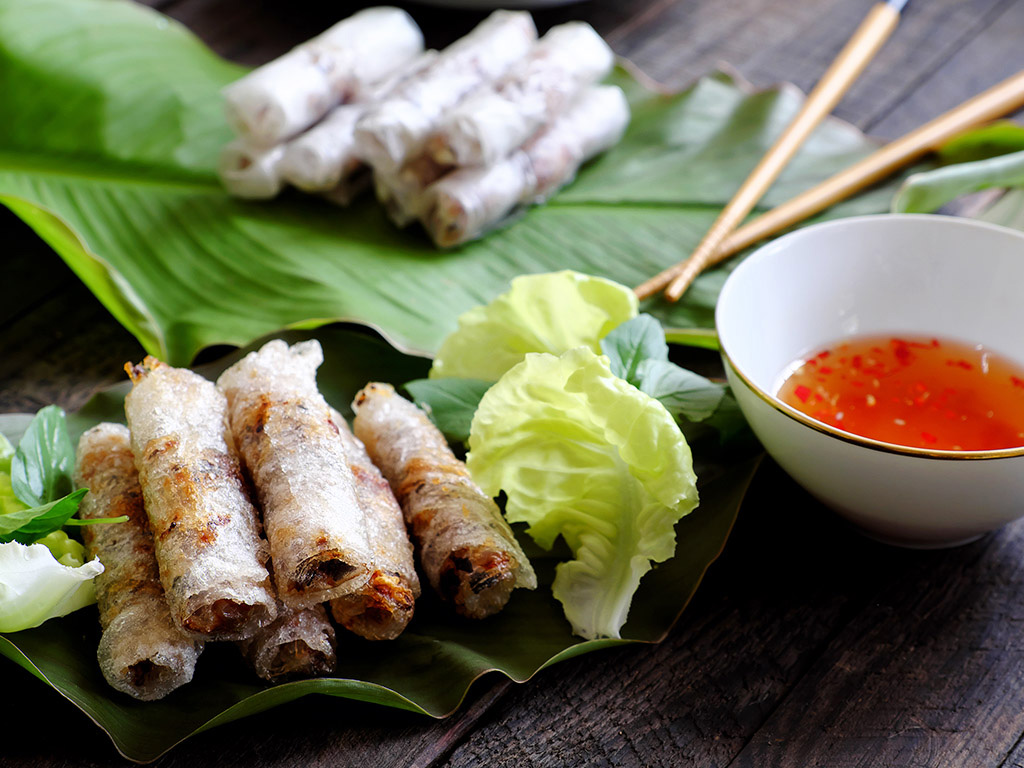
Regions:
[[329, 413, 420, 640], [423, 85, 630, 247], [428, 22, 614, 167], [238, 600, 336, 682], [354, 10, 537, 172], [75, 423, 203, 701], [223, 7, 423, 147], [352, 383, 536, 619], [218, 140, 285, 199], [124, 357, 276, 641], [217, 340, 373, 609]]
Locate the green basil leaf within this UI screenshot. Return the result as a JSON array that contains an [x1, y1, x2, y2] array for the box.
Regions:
[[892, 150, 1024, 215], [634, 359, 724, 422], [10, 405, 76, 507], [937, 121, 1024, 165], [405, 378, 493, 443], [600, 314, 669, 383], [0, 489, 88, 544]]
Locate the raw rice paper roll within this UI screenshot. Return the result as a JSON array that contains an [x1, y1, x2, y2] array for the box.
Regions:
[[238, 600, 336, 681], [279, 51, 439, 195], [124, 357, 276, 641], [223, 7, 423, 147], [75, 423, 203, 701], [354, 10, 537, 172], [352, 383, 536, 619], [429, 22, 614, 167], [330, 413, 420, 640], [218, 140, 285, 199], [217, 340, 373, 609], [422, 84, 630, 247]]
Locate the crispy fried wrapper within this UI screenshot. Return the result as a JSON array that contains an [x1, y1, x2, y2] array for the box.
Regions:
[[238, 600, 336, 682], [329, 412, 420, 640], [222, 7, 423, 147], [354, 10, 537, 172], [75, 423, 203, 701], [124, 357, 277, 641], [352, 383, 536, 619], [423, 84, 630, 247], [217, 340, 373, 609], [428, 22, 614, 167]]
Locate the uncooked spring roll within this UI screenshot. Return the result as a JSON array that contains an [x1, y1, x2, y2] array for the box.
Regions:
[[238, 600, 336, 682], [428, 22, 614, 167], [75, 423, 203, 701], [423, 84, 630, 247], [279, 51, 439, 196], [354, 10, 537, 172], [223, 7, 424, 147], [329, 413, 420, 640], [373, 154, 450, 227], [217, 340, 373, 609], [124, 357, 276, 641], [352, 383, 536, 619], [218, 140, 285, 200]]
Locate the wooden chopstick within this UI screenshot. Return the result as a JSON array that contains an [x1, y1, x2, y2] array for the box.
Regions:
[[635, 68, 1024, 300], [635, 0, 906, 303]]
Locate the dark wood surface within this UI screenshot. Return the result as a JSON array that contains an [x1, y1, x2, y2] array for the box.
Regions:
[[4, 0, 1024, 765]]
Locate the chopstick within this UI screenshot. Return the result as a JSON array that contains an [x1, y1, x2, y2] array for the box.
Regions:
[[635, 0, 908, 303], [635, 68, 1024, 299]]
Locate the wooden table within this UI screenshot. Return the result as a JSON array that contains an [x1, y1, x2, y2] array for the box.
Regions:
[[4, 0, 1024, 765]]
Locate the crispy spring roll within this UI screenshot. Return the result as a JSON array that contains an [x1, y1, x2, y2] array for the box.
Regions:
[[330, 413, 420, 640], [423, 85, 630, 247], [354, 10, 537, 172], [223, 7, 424, 147], [218, 140, 285, 199], [238, 600, 336, 682], [352, 383, 536, 619], [428, 22, 614, 167], [75, 423, 203, 701], [217, 340, 373, 609], [124, 357, 276, 641]]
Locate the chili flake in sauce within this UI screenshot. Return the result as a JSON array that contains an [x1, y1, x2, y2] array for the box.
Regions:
[[775, 335, 1024, 451]]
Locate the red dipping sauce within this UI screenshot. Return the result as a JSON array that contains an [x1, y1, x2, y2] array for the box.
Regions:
[[775, 335, 1024, 451]]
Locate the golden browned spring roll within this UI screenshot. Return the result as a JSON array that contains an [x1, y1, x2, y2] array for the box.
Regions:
[[75, 423, 203, 701], [330, 412, 420, 640], [352, 383, 536, 619], [124, 357, 277, 641], [216, 340, 373, 609], [238, 600, 336, 682]]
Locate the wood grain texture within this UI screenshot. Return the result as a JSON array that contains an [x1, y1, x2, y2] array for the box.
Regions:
[[3, 0, 1024, 766]]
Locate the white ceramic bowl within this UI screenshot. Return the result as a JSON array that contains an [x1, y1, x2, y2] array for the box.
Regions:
[[715, 214, 1024, 548]]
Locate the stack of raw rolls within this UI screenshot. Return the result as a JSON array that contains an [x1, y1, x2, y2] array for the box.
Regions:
[[75, 339, 535, 701], [218, 6, 629, 246]]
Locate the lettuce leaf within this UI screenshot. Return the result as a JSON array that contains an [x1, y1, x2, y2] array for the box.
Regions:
[[0, 541, 103, 633], [429, 271, 638, 381], [467, 347, 698, 640]]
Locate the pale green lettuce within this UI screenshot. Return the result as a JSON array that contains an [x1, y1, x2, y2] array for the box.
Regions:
[[0, 541, 102, 633], [429, 271, 638, 381], [467, 347, 699, 639]]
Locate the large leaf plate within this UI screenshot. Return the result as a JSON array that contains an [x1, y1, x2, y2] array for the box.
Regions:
[[0, 327, 761, 762], [0, 0, 907, 366]]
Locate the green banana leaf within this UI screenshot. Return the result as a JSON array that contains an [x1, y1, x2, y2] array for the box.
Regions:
[[0, 0, 905, 366], [0, 327, 762, 762]]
